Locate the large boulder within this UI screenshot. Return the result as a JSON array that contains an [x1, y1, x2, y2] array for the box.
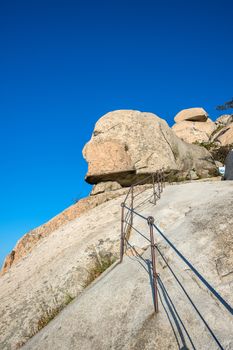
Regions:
[[172, 119, 216, 143], [174, 107, 208, 123], [83, 110, 216, 185]]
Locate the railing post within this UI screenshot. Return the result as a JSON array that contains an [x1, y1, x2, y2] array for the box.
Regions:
[[120, 203, 125, 263], [147, 216, 159, 313], [152, 173, 157, 205], [130, 186, 134, 228]]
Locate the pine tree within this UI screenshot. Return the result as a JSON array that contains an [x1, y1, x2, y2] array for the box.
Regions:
[[216, 98, 233, 111]]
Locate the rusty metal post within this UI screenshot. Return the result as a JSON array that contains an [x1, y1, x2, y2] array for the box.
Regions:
[[120, 203, 125, 263], [130, 186, 134, 227], [147, 216, 159, 313], [152, 173, 157, 205]]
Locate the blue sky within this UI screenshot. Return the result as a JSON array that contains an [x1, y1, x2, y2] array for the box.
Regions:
[[0, 0, 233, 266]]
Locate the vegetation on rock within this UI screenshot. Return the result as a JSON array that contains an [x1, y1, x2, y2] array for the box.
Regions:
[[83, 251, 117, 288]]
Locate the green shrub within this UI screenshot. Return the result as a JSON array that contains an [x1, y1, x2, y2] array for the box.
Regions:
[[193, 140, 217, 151]]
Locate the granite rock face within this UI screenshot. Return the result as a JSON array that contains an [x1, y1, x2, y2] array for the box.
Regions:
[[83, 110, 216, 185]]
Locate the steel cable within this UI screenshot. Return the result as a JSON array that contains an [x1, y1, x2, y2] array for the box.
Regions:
[[153, 224, 233, 317], [156, 245, 224, 350]]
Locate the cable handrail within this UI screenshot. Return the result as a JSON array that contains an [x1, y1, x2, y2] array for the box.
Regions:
[[119, 169, 232, 349], [122, 170, 164, 205], [122, 203, 233, 316], [153, 223, 233, 316], [156, 245, 224, 349]]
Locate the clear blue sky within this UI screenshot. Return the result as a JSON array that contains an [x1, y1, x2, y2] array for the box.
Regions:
[[0, 0, 232, 266]]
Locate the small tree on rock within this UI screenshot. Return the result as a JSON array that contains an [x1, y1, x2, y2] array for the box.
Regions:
[[216, 98, 233, 111]]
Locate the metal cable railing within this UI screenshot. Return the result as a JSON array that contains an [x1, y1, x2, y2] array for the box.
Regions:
[[156, 245, 224, 349], [153, 224, 233, 316], [119, 169, 233, 349], [120, 170, 165, 264], [120, 169, 165, 311]]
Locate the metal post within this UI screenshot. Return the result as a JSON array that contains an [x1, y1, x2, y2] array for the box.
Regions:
[[120, 203, 125, 263], [152, 173, 157, 205], [147, 216, 159, 313], [130, 186, 134, 228]]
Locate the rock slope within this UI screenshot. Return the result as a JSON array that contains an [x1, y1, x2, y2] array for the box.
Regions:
[[1, 186, 132, 275], [1, 181, 233, 349]]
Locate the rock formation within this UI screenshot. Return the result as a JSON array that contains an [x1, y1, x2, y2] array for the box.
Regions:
[[83, 110, 216, 186], [1, 108, 233, 350], [2, 109, 218, 276], [174, 107, 208, 122], [172, 108, 233, 146]]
